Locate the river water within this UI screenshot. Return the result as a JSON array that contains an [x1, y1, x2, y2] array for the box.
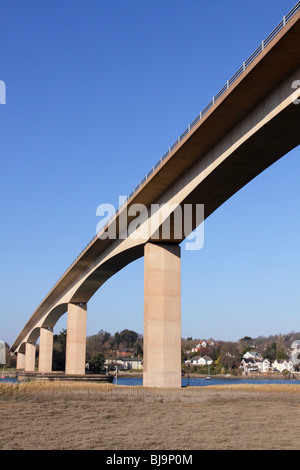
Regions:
[[113, 376, 300, 387], [0, 377, 18, 384], [1, 376, 300, 387]]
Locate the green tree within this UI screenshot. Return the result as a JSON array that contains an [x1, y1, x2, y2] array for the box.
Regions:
[[52, 329, 67, 371], [54, 329, 67, 349], [111, 332, 121, 348], [239, 336, 253, 354], [88, 353, 105, 373], [119, 329, 138, 348], [276, 349, 288, 360], [240, 336, 252, 344], [98, 330, 111, 344], [263, 342, 277, 361]]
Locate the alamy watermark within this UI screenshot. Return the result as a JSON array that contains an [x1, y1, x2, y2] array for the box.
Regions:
[[96, 198, 204, 251], [292, 80, 300, 105], [0, 81, 6, 104]]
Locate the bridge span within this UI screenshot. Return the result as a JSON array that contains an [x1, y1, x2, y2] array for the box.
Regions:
[[10, 4, 300, 387]]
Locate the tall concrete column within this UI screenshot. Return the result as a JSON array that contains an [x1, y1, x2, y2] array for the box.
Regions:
[[39, 327, 53, 373], [16, 351, 25, 370], [25, 343, 36, 372], [65, 303, 87, 375], [143, 242, 181, 388]]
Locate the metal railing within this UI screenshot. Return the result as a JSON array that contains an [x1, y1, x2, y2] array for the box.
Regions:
[[58, 1, 300, 281]]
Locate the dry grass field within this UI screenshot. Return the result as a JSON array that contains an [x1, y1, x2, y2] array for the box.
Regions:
[[1, 381, 300, 450]]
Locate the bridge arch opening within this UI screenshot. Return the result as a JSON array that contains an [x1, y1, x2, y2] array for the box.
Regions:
[[181, 146, 300, 342], [85, 256, 145, 339]]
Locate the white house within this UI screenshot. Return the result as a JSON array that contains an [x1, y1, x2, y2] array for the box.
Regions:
[[240, 357, 271, 373], [191, 340, 216, 352], [119, 357, 143, 370], [272, 359, 294, 373], [190, 356, 202, 365], [190, 356, 213, 365], [243, 351, 262, 360], [257, 359, 271, 373], [191, 342, 206, 352], [105, 357, 143, 370], [241, 358, 258, 372]]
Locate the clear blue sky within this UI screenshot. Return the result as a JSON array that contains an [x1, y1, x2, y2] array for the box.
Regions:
[[1, 0, 299, 347]]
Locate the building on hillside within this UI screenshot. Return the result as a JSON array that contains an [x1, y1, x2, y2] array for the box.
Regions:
[[191, 340, 217, 352], [119, 357, 143, 370], [272, 359, 294, 373], [241, 358, 258, 372], [243, 351, 262, 360], [105, 357, 143, 370], [258, 359, 271, 373], [187, 356, 213, 366], [240, 357, 294, 374], [240, 357, 270, 373]]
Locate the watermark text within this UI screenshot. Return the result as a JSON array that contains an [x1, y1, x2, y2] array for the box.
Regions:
[[96, 198, 204, 251]]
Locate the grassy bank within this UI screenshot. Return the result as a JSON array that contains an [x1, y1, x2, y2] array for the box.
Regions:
[[2, 380, 300, 450]]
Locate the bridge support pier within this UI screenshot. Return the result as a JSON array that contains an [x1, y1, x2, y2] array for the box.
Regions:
[[16, 351, 25, 370], [25, 342, 36, 371], [65, 303, 87, 375], [143, 242, 181, 388], [38, 327, 53, 373]]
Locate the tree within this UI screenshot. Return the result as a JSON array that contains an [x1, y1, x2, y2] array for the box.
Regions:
[[54, 329, 67, 349], [263, 342, 277, 361], [220, 342, 241, 371], [276, 349, 288, 360], [119, 329, 138, 348], [239, 336, 252, 344], [88, 353, 105, 373], [52, 329, 67, 371], [111, 332, 121, 348], [239, 336, 253, 354], [181, 337, 197, 355], [276, 333, 285, 351], [209, 346, 220, 362], [98, 330, 111, 344], [133, 340, 143, 357]]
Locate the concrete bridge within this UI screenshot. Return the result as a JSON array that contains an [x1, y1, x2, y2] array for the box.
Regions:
[[10, 4, 300, 387]]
